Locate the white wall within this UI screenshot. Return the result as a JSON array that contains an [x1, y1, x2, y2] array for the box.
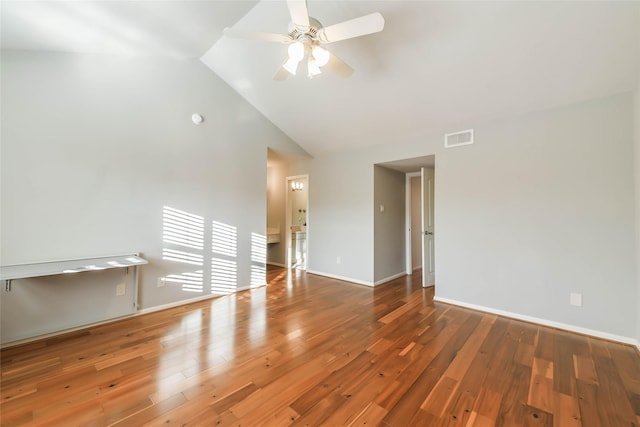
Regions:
[[1, 50, 307, 343], [373, 165, 406, 283], [308, 153, 376, 283], [436, 93, 636, 339], [309, 92, 637, 340]]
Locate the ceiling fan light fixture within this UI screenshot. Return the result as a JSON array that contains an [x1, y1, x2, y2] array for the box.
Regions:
[[311, 45, 330, 67], [224, 2, 383, 81], [307, 57, 322, 78], [283, 57, 300, 75], [287, 41, 305, 61]]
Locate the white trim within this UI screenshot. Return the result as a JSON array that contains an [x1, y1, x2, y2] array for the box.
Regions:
[[305, 271, 405, 288], [374, 272, 407, 286], [420, 168, 425, 287], [137, 293, 222, 315], [267, 261, 287, 268], [1, 285, 269, 349], [405, 172, 421, 274], [434, 296, 639, 347], [0, 314, 139, 349], [306, 270, 374, 287], [238, 283, 266, 292]]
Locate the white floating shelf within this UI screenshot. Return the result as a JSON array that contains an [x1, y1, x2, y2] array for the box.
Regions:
[[0, 254, 148, 282]]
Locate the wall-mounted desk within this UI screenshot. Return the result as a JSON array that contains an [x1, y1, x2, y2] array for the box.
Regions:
[[0, 254, 148, 345], [1, 254, 147, 287]]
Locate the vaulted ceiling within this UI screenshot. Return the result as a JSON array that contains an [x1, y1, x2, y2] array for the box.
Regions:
[[3, 1, 640, 157]]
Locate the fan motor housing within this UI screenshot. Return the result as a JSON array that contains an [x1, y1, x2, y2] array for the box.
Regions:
[[288, 17, 322, 41]]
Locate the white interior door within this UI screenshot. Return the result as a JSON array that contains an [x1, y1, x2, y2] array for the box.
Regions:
[[421, 167, 435, 287]]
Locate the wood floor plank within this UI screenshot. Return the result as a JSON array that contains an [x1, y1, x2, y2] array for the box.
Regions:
[[528, 358, 555, 414], [553, 392, 582, 427], [229, 353, 331, 424], [291, 392, 346, 426], [522, 405, 553, 426], [553, 331, 586, 397], [420, 375, 459, 419], [383, 311, 482, 425], [590, 349, 639, 425], [2, 267, 640, 426], [481, 320, 520, 395], [290, 350, 374, 415], [495, 360, 531, 426], [467, 387, 503, 426], [108, 393, 188, 427], [443, 318, 511, 426], [572, 353, 599, 385], [347, 401, 388, 426], [375, 308, 470, 413]]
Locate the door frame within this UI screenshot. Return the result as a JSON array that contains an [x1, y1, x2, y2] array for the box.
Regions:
[[405, 172, 422, 275], [285, 174, 309, 270], [421, 167, 435, 287], [405, 167, 435, 287]]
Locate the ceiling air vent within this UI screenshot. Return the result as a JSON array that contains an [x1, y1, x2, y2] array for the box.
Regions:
[[444, 129, 474, 148]]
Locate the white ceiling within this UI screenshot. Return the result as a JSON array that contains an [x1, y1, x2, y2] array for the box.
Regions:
[[3, 1, 640, 158], [1, 1, 257, 58]]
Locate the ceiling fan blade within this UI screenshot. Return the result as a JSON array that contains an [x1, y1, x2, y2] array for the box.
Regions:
[[224, 28, 291, 44], [317, 12, 385, 44], [287, 0, 310, 32], [325, 52, 353, 78], [274, 55, 294, 81], [273, 66, 290, 81]]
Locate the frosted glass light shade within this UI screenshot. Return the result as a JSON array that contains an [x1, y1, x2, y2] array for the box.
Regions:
[[307, 58, 321, 77], [283, 57, 300, 75], [312, 45, 330, 67], [288, 42, 305, 60]]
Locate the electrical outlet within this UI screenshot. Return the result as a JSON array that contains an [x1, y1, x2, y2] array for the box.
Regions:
[[157, 278, 165, 288], [570, 293, 582, 307], [336, 256, 341, 264], [116, 283, 126, 296]]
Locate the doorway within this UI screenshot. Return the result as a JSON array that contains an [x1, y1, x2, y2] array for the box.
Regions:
[[406, 166, 435, 287], [405, 167, 435, 286], [379, 155, 435, 288], [286, 175, 308, 270]]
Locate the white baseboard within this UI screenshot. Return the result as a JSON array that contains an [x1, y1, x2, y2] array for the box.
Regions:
[[374, 272, 407, 286], [137, 293, 221, 316], [267, 261, 287, 268], [306, 270, 374, 287], [0, 313, 137, 349], [434, 296, 639, 347], [1, 286, 269, 349], [305, 270, 406, 288]]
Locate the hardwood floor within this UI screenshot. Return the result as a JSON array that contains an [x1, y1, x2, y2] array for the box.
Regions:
[[2, 267, 640, 426]]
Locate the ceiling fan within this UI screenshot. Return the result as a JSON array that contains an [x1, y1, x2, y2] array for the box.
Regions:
[[223, 0, 385, 80]]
